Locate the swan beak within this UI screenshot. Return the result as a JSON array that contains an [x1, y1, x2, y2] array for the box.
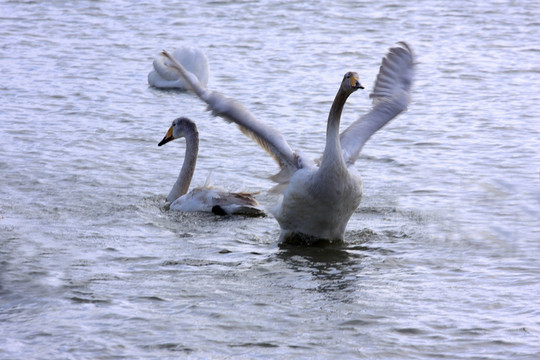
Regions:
[[351, 74, 364, 90], [158, 126, 175, 146]]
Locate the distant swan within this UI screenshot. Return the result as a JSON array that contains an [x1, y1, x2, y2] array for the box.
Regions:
[[161, 43, 414, 244], [158, 117, 265, 217], [148, 47, 209, 89]]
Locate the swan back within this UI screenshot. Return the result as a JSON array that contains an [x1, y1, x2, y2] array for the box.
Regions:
[[148, 47, 209, 89]]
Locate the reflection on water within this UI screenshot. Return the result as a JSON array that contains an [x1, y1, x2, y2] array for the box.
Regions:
[[277, 231, 375, 301]]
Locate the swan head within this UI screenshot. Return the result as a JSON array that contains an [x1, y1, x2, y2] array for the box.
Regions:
[[158, 117, 198, 146], [341, 72, 364, 93]]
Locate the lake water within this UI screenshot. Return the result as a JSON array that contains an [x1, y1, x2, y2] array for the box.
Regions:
[[1, 0, 539, 358]]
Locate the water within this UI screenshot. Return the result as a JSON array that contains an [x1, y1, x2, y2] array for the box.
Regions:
[[1, 0, 539, 358]]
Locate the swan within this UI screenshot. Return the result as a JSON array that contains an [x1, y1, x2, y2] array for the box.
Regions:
[[158, 116, 265, 217], [148, 47, 209, 89], [161, 42, 415, 244]]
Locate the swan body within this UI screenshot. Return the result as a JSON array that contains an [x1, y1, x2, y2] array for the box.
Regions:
[[148, 47, 209, 89], [161, 43, 414, 244], [158, 117, 265, 217], [274, 161, 363, 244], [171, 187, 264, 217]]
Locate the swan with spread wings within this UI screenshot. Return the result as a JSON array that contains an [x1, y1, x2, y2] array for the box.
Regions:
[[161, 43, 414, 244]]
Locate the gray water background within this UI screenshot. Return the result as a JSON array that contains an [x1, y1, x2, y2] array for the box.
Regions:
[[1, 0, 539, 358]]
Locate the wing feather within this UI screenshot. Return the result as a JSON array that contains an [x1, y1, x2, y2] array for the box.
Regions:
[[340, 42, 415, 166], [161, 50, 300, 182]]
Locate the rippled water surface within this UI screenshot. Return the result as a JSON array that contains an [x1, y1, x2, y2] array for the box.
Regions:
[[1, 0, 539, 359]]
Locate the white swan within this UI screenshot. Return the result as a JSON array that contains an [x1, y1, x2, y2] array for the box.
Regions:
[[148, 47, 209, 89], [161, 43, 414, 244], [158, 117, 265, 217]]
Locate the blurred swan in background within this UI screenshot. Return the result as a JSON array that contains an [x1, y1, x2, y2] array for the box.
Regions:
[[148, 47, 209, 89], [158, 117, 265, 217], [161, 43, 414, 244]]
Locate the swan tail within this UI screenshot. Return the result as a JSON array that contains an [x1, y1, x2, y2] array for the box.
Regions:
[[211, 191, 266, 216], [212, 204, 266, 217]]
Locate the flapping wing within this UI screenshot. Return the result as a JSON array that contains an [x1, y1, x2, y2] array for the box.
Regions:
[[161, 50, 300, 183], [340, 42, 415, 166]]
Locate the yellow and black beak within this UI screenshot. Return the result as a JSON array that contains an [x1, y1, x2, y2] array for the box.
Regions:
[[350, 73, 364, 90], [158, 126, 175, 146]]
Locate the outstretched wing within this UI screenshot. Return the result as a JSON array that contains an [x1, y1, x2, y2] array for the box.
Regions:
[[161, 50, 301, 184], [340, 42, 415, 166]]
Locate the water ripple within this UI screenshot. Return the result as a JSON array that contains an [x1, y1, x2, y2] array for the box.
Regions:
[[1, 0, 539, 359]]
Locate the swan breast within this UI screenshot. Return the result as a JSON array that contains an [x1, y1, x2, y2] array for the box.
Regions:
[[272, 167, 362, 244]]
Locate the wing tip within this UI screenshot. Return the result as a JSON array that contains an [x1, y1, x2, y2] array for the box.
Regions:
[[369, 41, 415, 102]]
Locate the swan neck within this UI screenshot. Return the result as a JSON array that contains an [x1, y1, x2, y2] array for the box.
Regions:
[[322, 88, 350, 166], [167, 130, 199, 202]]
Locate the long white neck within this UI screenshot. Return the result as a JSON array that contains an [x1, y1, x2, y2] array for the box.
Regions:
[[320, 87, 350, 171], [167, 129, 199, 202]]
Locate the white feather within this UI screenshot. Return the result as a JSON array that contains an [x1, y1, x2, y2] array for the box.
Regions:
[[161, 43, 415, 243], [148, 47, 209, 89]]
